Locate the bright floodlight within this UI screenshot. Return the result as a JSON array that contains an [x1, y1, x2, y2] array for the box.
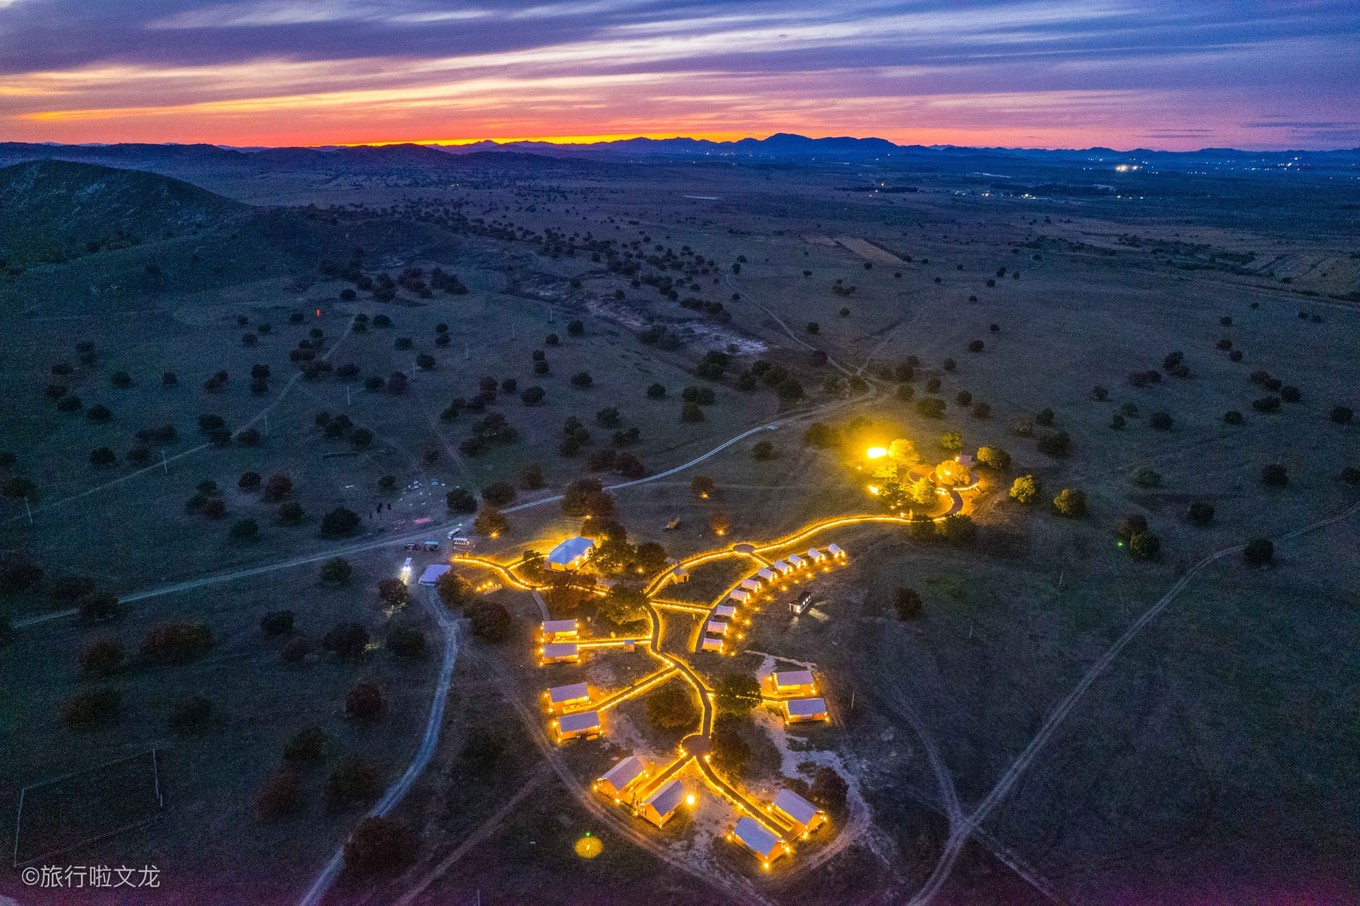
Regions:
[[866, 446, 888, 459]]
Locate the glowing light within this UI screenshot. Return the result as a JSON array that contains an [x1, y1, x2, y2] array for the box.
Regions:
[[866, 447, 888, 460], [574, 835, 604, 859], [685, 794, 696, 806], [866, 485, 879, 495]]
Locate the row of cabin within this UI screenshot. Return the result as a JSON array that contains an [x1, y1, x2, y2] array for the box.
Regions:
[[594, 755, 687, 827], [729, 788, 829, 867], [539, 619, 581, 666], [761, 669, 829, 724]]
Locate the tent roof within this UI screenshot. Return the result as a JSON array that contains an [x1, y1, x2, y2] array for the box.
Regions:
[[701, 636, 724, 652], [558, 710, 601, 733], [773, 669, 814, 688], [785, 697, 827, 717], [643, 779, 685, 815], [542, 642, 579, 658], [733, 816, 781, 858], [706, 620, 729, 635], [547, 536, 596, 565], [601, 755, 647, 790], [713, 604, 737, 618], [773, 789, 821, 827]]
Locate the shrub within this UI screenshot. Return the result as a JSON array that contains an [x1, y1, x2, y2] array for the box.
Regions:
[[1149, 412, 1173, 431], [277, 500, 304, 525], [320, 507, 361, 537], [80, 637, 125, 676], [239, 471, 262, 491], [1130, 467, 1162, 488], [229, 518, 260, 541], [1243, 538, 1274, 567], [260, 610, 295, 635], [86, 404, 112, 422], [713, 673, 762, 714], [1187, 500, 1215, 526], [681, 401, 704, 422], [809, 767, 849, 814], [78, 593, 124, 624], [446, 488, 477, 513], [520, 385, 545, 405], [1052, 488, 1087, 518], [916, 397, 946, 419], [325, 756, 381, 809], [894, 586, 923, 620], [1009, 475, 1039, 504], [254, 770, 304, 822], [939, 514, 977, 545], [387, 627, 426, 658], [646, 682, 699, 730], [473, 507, 508, 537], [281, 636, 312, 664], [481, 481, 516, 507], [967, 339, 984, 353], [710, 715, 753, 777], [435, 572, 474, 609], [1224, 410, 1244, 425], [646, 382, 666, 399], [322, 622, 369, 660], [939, 431, 963, 452], [1128, 532, 1160, 560], [346, 681, 385, 721], [141, 621, 213, 665], [976, 446, 1010, 471], [169, 695, 215, 732], [1329, 405, 1354, 425], [1252, 396, 1281, 413], [283, 726, 327, 766], [570, 371, 594, 388], [466, 599, 513, 642], [752, 439, 776, 461], [320, 557, 352, 585], [1261, 464, 1289, 487], [263, 473, 293, 501], [63, 687, 121, 729], [1036, 430, 1072, 457], [344, 817, 415, 876], [1110, 414, 1127, 430], [1280, 385, 1301, 403]]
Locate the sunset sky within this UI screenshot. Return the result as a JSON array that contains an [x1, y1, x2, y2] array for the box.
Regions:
[[3, 0, 1357, 151]]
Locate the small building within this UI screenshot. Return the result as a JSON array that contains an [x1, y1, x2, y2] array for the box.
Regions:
[[554, 709, 602, 742], [545, 682, 590, 714], [713, 604, 737, 620], [765, 669, 815, 698], [596, 755, 650, 803], [728, 588, 751, 604], [730, 816, 786, 866], [669, 566, 690, 584], [787, 553, 806, 571], [706, 620, 729, 636], [806, 547, 827, 565], [547, 536, 596, 571], [417, 563, 451, 586], [789, 589, 814, 615], [701, 635, 724, 653], [826, 543, 846, 560], [638, 779, 686, 828], [540, 642, 581, 665], [772, 789, 826, 837], [756, 567, 777, 583], [539, 619, 578, 643], [783, 697, 829, 724], [739, 578, 761, 593]]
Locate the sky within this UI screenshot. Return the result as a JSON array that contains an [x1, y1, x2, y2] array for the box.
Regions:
[[2, 0, 1358, 151]]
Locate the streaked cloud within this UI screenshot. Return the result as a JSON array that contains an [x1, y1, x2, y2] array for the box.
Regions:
[[0, 0, 1356, 149]]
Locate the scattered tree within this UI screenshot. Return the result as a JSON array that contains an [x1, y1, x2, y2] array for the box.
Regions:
[[893, 586, 923, 620], [1052, 488, 1087, 518], [346, 681, 385, 721], [1243, 538, 1274, 567], [1009, 475, 1039, 504]]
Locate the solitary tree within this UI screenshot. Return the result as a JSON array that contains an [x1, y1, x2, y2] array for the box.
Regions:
[[473, 507, 508, 537], [1009, 475, 1039, 504], [893, 587, 923, 620], [320, 557, 353, 585], [1052, 488, 1087, 518]]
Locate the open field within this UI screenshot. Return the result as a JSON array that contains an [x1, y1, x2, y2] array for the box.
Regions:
[[2, 143, 1358, 905]]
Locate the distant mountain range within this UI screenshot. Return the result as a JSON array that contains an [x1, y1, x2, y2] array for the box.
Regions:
[[4, 134, 1358, 172]]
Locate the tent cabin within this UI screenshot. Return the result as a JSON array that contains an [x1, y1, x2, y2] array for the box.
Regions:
[[783, 697, 829, 724], [826, 543, 846, 561], [756, 567, 777, 583], [772, 560, 795, 577], [730, 816, 786, 866], [806, 547, 828, 565], [638, 779, 686, 828], [596, 755, 650, 803], [546, 536, 596, 571], [765, 669, 815, 698], [539, 619, 579, 643], [713, 604, 737, 620], [701, 635, 725, 653], [554, 709, 602, 742], [669, 566, 690, 584], [706, 620, 729, 636], [772, 789, 827, 836], [789, 589, 814, 615], [728, 589, 751, 604], [545, 682, 591, 714], [739, 578, 761, 593], [787, 553, 807, 571], [540, 642, 581, 665]]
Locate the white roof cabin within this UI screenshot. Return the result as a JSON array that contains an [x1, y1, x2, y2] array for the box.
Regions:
[[772, 789, 826, 836], [773, 560, 795, 576], [638, 779, 685, 827], [547, 536, 596, 571], [546, 682, 590, 713], [787, 553, 806, 570], [806, 547, 827, 563], [597, 755, 650, 802], [766, 669, 815, 697], [783, 697, 828, 723], [706, 620, 729, 636], [731, 816, 785, 864], [728, 588, 751, 604], [418, 564, 451, 585], [701, 635, 724, 653], [539, 619, 578, 642], [540, 642, 580, 664], [554, 709, 601, 742], [739, 578, 760, 593], [712, 604, 737, 620], [826, 543, 846, 559], [756, 567, 777, 582]]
